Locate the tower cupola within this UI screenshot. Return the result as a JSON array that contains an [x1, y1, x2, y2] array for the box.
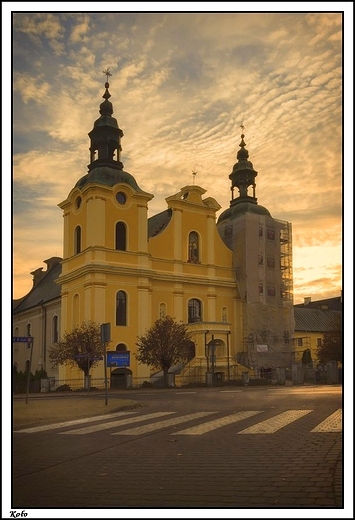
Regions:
[[88, 69, 124, 171], [229, 130, 258, 204]]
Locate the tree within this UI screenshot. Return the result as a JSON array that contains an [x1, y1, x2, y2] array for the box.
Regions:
[[48, 321, 106, 382], [301, 348, 312, 367], [135, 316, 193, 387], [317, 312, 342, 365]]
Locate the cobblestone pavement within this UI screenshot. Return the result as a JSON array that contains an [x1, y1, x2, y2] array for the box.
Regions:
[[11, 386, 344, 513]]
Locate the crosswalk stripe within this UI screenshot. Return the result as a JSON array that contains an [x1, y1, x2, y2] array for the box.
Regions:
[[111, 411, 216, 435], [172, 411, 262, 435], [59, 412, 175, 435], [237, 410, 312, 434], [311, 409, 342, 432], [14, 411, 137, 434]]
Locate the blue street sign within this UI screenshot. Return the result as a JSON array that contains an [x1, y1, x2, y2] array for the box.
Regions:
[[13, 337, 33, 343], [107, 351, 130, 367]]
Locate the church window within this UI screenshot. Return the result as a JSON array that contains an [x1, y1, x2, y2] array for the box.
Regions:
[[258, 283, 264, 294], [116, 291, 127, 326], [259, 226, 263, 238], [188, 232, 199, 262], [159, 303, 167, 319], [26, 323, 32, 337], [267, 286, 276, 296], [116, 343, 127, 351], [267, 229, 275, 240], [222, 307, 228, 322], [115, 222, 126, 251], [116, 192, 126, 205], [52, 315, 59, 343], [74, 226, 81, 254], [267, 257, 275, 268], [75, 196, 82, 209], [258, 254, 263, 266], [188, 299, 202, 323], [73, 294, 80, 326]]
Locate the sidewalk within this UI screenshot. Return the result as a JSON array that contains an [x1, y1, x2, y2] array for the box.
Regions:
[[13, 392, 142, 429]]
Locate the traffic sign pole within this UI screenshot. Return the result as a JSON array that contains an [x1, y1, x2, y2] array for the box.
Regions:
[[25, 340, 34, 404], [104, 341, 108, 406]]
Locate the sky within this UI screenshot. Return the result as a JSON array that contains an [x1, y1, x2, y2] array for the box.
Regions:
[[6, 5, 351, 305]]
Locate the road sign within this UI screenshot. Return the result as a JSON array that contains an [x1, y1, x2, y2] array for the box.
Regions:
[[13, 337, 33, 343], [107, 351, 130, 367]]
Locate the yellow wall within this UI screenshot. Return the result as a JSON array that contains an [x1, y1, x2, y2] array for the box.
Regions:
[[57, 182, 242, 384]]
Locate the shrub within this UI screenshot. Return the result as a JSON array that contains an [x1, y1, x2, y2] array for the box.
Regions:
[[55, 384, 72, 392]]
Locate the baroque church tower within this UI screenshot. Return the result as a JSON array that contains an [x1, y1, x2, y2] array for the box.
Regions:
[[57, 74, 243, 385], [217, 131, 294, 372], [58, 74, 154, 382]]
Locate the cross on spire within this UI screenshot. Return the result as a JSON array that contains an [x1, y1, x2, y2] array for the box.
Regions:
[[103, 68, 112, 83], [192, 169, 197, 185], [240, 122, 245, 134]]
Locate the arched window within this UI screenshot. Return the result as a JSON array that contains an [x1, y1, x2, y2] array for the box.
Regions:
[[26, 323, 32, 337], [52, 315, 59, 343], [73, 294, 80, 326], [188, 299, 202, 323], [222, 307, 228, 323], [116, 291, 127, 326], [115, 222, 126, 251], [116, 343, 127, 351], [159, 303, 167, 319], [74, 226, 81, 254], [188, 232, 199, 262]]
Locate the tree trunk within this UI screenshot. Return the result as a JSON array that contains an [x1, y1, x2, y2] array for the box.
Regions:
[[163, 367, 169, 388]]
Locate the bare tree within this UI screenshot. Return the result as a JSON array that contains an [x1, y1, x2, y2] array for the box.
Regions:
[[48, 321, 106, 384], [135, 316, 193, 387]]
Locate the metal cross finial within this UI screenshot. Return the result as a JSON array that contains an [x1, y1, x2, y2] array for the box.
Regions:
[[240, 122, 245, 134], [192, 169, 197, 185], [103, 68, 112, 82]]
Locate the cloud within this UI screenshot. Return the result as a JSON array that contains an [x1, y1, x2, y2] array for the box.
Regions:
[[11, 12, 344, 302]]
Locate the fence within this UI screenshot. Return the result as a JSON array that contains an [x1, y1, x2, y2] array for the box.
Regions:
[[13, 364, 342, 394]]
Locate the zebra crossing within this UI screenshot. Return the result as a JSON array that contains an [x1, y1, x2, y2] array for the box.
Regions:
[[14, 408, 342, 436]]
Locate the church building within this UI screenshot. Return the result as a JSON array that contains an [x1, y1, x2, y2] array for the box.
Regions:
[[13, 76, 294, 388]]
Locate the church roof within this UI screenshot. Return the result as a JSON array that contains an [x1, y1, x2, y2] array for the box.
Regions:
[[75, 166, 145, 192], [13, 260, 62, 314], [148, 209, 172, 238], [217, 200, 271, 223]]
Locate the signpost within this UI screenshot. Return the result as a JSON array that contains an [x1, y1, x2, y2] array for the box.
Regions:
[[100, 323, 111, 406], [107, 351, 130, 368]]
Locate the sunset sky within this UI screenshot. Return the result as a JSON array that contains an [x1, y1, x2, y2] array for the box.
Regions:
[[8, 7, 350, 304]]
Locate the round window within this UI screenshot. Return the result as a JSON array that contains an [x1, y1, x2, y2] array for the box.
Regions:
[[116, 192, 127, 205]]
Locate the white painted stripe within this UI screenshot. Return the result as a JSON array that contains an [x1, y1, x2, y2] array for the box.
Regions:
[[60, 412, 175, 434], [112, 411, 216, 435], [238, 410, 312, 434], [172, 411, 262, 435], [14, 411, 137, 434], [219, 390, 243, 393], [311, 409, 342, 432]]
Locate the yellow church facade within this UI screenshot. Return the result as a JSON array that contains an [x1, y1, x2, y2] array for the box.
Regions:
[[55, 77, 246, 385], [58, 176, 242, 384], [14, 76, 295, 389]]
